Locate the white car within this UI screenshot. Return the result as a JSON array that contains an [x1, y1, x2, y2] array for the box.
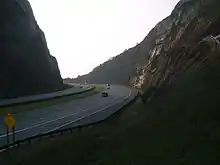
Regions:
[[106, 84, 110, 89]]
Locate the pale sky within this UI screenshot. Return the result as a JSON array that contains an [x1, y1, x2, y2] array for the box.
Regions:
[[29, 0, 180, 78]]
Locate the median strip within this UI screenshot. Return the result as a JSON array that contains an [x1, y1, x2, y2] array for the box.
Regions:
[[0, 86, 104, 116]]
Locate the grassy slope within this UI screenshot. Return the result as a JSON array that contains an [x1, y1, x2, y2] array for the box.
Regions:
[[2, 53, 220, 165], [0, 86, 104, 116]]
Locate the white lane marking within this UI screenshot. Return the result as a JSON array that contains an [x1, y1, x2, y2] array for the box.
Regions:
[[0, 96, 122, 138], [45, 91, 132, 133], [0, 109, 86, 138]]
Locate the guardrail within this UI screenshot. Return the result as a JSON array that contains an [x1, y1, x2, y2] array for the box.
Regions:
[[0, 90, 138, 152]]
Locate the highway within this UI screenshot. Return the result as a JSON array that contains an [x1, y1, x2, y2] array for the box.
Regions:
[[0, 85, 136, 147]]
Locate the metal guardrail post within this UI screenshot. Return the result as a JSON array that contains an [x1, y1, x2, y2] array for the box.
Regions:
[[16, 141, 20, 148], [70, 128, 73, 133], [78, 127, 82, 132], [38, 136, 42, 141], [6, 127, 9, 150], [12, 127, 15, 147], [50, 133, 53, 138], [28, 138, 31, 145]]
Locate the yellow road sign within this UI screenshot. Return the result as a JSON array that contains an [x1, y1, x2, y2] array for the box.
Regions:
[[4, 113, 16, 129]]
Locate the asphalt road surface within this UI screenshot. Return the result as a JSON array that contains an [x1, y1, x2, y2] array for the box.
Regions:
[[0, 85, 135, 147]]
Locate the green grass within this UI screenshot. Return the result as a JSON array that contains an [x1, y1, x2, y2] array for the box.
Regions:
[[0, 86, 104, 116], [1, 53, 220, 165]]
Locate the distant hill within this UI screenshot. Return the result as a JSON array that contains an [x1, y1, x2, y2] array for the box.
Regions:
[[66, 45, 147, 85], [0, 0, 63, 98]]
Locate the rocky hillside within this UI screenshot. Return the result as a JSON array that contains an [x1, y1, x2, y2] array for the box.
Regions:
[[0, 0, 63, 98], [131, 0, 220, 89], [72, 0, 220, 89]]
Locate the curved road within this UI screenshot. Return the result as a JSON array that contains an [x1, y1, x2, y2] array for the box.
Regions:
[[0, 85, 135, 147]]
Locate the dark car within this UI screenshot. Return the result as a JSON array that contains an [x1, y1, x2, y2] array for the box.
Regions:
[[101, 91, 108, 97]]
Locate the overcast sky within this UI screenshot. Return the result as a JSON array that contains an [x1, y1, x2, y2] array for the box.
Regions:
[[29, 0, 180, 78]]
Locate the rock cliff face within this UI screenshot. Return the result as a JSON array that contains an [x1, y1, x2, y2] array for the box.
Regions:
[[73, 0, 220, 90], [131, 0, 220, 89], [0, 0, 63, 98]]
